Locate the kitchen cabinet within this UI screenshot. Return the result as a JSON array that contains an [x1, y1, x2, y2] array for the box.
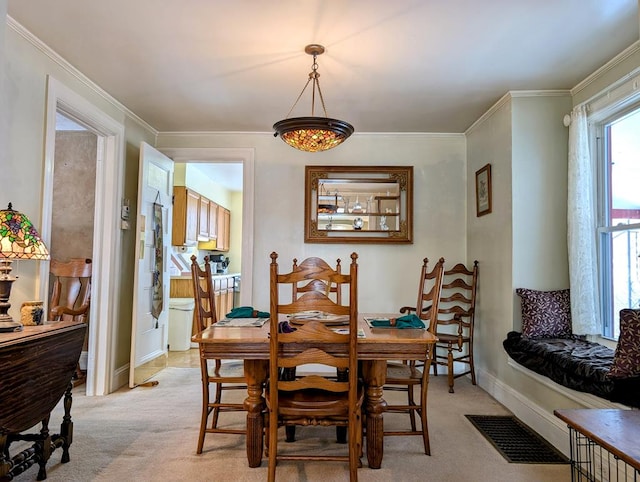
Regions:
[[172, 186, 230, 247], [213, 276, 234, 320], [198, 196, 210, 240], [208, 201, 218, 240], [216, 206, 231, 251], [172, 186, 200, 246]]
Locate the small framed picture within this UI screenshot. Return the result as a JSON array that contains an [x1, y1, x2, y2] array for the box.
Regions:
[[475, 164, 492, 217]]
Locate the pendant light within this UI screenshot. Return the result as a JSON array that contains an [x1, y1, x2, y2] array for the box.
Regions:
[[273, 44, 354, 152]]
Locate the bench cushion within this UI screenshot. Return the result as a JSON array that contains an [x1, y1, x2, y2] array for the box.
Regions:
[[503, 331, 640, 408]]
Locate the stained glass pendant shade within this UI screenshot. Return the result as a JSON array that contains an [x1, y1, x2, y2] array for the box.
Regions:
[[273, 44, 354, 152]]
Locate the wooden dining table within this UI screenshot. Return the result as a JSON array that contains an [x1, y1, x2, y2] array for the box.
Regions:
[[192, 313, 437, 469]]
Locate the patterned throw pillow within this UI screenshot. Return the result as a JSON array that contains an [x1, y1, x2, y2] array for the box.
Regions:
[[516, 288, 572, 338], [608, 309, 640, 378]]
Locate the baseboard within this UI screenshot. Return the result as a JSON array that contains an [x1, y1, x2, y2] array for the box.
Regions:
[[111, 363, 129, 392], [477, 367, 571, 456], [478, 358, 633, 458]]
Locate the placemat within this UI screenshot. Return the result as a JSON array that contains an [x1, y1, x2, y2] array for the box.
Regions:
[[215, 318, 268, 327]]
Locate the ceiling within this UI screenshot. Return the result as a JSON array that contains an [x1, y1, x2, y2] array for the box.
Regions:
[[6, 1, 639, 135]]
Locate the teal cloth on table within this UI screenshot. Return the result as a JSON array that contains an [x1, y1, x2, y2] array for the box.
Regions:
[[226, 306, 270, 318], [369, 314, 425, 329]]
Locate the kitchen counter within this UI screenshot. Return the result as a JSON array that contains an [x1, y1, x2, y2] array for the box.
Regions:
[[170, 272, 240, 280]]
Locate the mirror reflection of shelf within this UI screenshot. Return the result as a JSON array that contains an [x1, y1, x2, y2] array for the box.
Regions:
[[317, 213, 399, 232]]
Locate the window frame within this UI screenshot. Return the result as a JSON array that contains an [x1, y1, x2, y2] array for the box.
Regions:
[[592, 101, 640, 339]]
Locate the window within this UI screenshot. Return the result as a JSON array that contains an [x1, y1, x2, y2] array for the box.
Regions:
[[596, 107, 640, 338]]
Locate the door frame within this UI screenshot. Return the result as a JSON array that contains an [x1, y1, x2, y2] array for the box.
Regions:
[[40, 76, 125, 396], [159, 147, 254, 305]]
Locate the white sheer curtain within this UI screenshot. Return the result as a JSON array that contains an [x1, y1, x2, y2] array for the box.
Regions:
[[567, 105, 599, 334]]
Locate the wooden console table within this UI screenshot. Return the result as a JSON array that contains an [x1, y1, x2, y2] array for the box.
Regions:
[[554, 409, 640, 482], [0, 321, 86, 481]]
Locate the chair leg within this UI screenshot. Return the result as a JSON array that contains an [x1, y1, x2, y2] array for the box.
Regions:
[[432, 350, 439, 376], [420, 379, 431, 455], [407, 385, 417, 432], [447, 345, 455, 393], [285, 426, 296, 442], [337, 426, 347, 444], [211, 381, 224, 429], [197, 381, 209, 454], [349, 417, 359, 481], [469, 343, 477, 385], [268, 412, 278, 482]]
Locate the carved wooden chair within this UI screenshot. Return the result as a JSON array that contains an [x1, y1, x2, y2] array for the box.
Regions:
[[49, 258, 92, 383], [383, 257, 444, 455], [267, 252, 362, 482], [49, 258, 92, 322], [290, 257, 344, 415], [190, 255, 246, 454], [292, 257, 342, 303], [432, 261, 479, 393]]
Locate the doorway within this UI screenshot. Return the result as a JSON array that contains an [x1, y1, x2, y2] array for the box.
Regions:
[[50, 112, 97, 381], [159, 147, 255, 306], [40, 76, 125, 396]]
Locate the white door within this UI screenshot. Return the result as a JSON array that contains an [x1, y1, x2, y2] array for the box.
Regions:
[[129, 142, 174, 388]]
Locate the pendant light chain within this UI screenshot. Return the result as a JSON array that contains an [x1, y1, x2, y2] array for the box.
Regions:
[[283, 52, 329, 120], [311, 53, 329, 118]]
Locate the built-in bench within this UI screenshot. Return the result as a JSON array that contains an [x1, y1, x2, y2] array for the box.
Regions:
[[503, 332, 640, 408]]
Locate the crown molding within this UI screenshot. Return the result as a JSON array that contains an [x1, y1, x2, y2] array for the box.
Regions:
[[465, 90, 571, 135], [156, 130, 465, 138], [571, 40, 640, 98], [7, 15, 158, 137]]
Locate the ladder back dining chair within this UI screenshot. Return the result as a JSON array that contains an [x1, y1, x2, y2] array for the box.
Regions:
[[267, 252, 363, 482], [432, 261, 479, 393], [190, 255, 247, 454], [383, 257, 445, 455]]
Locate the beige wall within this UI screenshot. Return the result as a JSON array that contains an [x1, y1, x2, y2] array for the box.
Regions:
[[0, 0, 6, 175], [466, 92, 581, 450], [157, 132, 468, 313], [5, 5, 639, 406], [466, 96, 514, 382], [4, 23, 156, 378], [51, 130, 97, 262]]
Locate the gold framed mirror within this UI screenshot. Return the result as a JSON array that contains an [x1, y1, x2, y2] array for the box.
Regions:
[[305, 166, 413, 244]]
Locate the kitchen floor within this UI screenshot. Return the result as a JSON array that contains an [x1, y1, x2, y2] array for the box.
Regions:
[[167, 347, 200, 368]]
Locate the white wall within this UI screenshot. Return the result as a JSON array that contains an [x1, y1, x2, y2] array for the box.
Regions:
[[157, 132, 468, 313], [466, 96, 514, 383], [3, 22, 157, 377], [0, 0, 7, 175], [466, 91, 582, 451]]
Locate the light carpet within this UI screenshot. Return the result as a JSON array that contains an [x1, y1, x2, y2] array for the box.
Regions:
[[15, 367, 570, 481]]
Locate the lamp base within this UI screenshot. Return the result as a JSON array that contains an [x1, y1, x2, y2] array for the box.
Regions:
[[0, 319, 23, 332], [0, 263, 19, 332]]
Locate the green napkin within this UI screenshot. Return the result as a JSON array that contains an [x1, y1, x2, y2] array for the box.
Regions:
[[369, 314, 425, 329], [226, 306, 270, 318]]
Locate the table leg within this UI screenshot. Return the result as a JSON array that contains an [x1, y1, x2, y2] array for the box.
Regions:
[[362, 360, 387, 469], [243, 360, 267, 468]]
